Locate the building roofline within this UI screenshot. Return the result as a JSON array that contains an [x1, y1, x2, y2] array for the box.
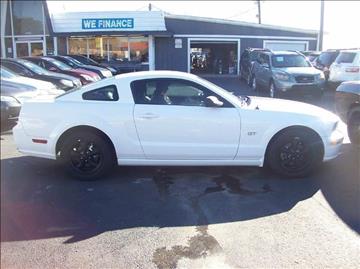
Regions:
[[165, 13, 318, 35]]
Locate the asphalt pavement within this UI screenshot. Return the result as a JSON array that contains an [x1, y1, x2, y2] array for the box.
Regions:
[[1, 78, 359, 269]]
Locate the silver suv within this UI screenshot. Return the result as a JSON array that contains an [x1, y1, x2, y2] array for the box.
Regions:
[[250, 50, 325, 99]]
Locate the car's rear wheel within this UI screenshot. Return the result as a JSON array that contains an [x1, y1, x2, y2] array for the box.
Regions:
[[266, 128, 323, 178], [60, 131, 116, 180], [348, 112, 360, 145]]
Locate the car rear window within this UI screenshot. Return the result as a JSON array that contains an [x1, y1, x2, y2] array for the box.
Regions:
[[82, 85, 119, 101], [317, 51, 338, 65], [335, 52, 357, 64]]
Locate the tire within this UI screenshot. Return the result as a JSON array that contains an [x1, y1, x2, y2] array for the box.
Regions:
[[269, 81, 277, 98], [348, 112, 360, 145], [266, 128, 323, 178], [59, 131, 116, 180], [250, 75, 257, 90]]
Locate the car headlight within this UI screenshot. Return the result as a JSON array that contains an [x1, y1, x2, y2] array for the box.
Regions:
[[80, 74, 95, 81], [60, 79, 74, 87], [101, 70, 112, 78], [274, 72, 290, 81], [1, 95, 20, 105]]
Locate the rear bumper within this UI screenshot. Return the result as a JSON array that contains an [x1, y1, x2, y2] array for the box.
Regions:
[[13, 123, 56, 160]]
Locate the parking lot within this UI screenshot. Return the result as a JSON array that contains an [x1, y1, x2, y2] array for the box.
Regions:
[[1, 78, 359, 268]]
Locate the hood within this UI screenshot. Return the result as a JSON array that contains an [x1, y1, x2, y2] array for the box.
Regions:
[[246, 96, 339, 122], [7, 76, 57, 90], [44, 71, 79, 81], [273, 67, 321, 76], [72, 68, 99, 77]]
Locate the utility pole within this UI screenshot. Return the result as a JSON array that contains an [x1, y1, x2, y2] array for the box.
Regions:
[[257, 0, 261, 24], [148, 3, 152, 11], [318, 0, 325, 50]]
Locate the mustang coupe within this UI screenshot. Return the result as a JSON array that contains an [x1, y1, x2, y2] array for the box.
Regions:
[[13, 71, 344, 180]]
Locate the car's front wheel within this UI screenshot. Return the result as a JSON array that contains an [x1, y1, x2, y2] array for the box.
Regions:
[[250, 75, 257, 90], [348, 111, 360, 145], [59, 131, 116, 180], [269, 81, 277, 98], [266, 128, 324, 178]]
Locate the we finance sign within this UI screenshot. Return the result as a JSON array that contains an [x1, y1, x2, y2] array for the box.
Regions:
[[82, 18, 134, 30]]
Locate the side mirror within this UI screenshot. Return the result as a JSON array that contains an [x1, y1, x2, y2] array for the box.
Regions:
[[261, 63, 270, 69], [205, 96, 223, 107]]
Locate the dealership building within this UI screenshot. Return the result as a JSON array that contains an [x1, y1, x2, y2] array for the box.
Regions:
[[1, 0, 319, 76]]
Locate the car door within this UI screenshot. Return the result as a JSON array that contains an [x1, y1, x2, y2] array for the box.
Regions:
[[132, 78, 241, 160]]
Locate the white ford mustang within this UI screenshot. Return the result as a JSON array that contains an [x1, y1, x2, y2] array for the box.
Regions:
[[13, 71, 344, 180]]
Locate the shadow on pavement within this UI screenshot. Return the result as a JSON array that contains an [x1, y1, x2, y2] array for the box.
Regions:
[[1, 155, 321, 244]]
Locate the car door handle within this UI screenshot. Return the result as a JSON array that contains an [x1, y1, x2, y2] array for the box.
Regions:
[[138, 113, 159, 119]]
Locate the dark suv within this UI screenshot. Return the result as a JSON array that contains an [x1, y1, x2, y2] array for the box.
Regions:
[[240, 48, 269, 85], [314, 49, 341, 81], [250, 50, 325, 99]]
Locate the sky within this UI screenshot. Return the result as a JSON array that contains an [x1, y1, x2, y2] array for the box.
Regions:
[[47, 1, 360, 50]]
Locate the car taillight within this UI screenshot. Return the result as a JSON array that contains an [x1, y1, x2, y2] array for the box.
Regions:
[[345, 67, 360, 73]]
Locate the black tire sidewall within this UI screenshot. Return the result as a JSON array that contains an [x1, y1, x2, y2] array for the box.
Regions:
[[60, 131, 116, 180], [348, 113, 360, 145], [267, 128, 323, 178]]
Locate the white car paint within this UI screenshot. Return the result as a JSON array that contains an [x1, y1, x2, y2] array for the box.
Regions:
[[13, 71, 343, 167], [329, 50, 360, 83]]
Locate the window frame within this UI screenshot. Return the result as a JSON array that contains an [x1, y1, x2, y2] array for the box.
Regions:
[[82, 84, 119, 102], [130, 78, 234, 108]]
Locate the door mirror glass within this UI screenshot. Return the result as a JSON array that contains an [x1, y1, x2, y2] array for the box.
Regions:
[[205, 96, 223, 107]]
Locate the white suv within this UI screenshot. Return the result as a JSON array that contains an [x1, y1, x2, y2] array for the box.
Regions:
[[329, 50, 360, 83]]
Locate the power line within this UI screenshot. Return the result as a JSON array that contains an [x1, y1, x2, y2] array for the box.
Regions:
[[226, 6, 257, 19]]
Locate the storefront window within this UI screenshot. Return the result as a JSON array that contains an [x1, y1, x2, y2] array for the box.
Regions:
[[12, 1, 44, 35], [130, 37, 149, 62], [106, 37, 129, 61], [67, 36, 149, 63], [69, 38, 87, 56], [88, 37, 105, 62]]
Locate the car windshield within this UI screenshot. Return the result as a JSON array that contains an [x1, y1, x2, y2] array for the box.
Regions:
[[1, 68, 18, 79], [48, 59, 72, 70], [19, 60, 50, 75], [65, 57, 83, 65], [271, 55, 310, 68], [335, 52, 357, 64], [317, 51, 338, 65]]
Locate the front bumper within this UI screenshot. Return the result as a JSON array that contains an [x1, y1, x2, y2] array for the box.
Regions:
[[274, 80, 325, 98], [323, 127, 344, 161]]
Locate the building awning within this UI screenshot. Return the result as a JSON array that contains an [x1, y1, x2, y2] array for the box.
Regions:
[[45, 4, 169, 36]]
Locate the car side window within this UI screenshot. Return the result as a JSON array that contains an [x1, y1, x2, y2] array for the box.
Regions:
[[82, 85, 119, 101], [4, 62, 31, 76], [131, 78, 233, 107]]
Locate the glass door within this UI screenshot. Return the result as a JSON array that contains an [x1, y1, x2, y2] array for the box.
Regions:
[[15, 41, 43, 57], [16, 42, 29, 57]]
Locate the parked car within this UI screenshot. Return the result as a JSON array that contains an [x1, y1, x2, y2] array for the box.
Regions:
[[240, 48, 269, 85], [335, 81, 360, 145], [314, 49, 341, 81], [1, 58, 81, 91], [250, 50, 325, 99], [25, 57, 98, 85], [1, 67, 64, 124], [329, 50, 360, 84], [13, 71, 343, 180], [1, 67, 64, 97], [49, 55, 111, 79], [66, 54, 117, 75]]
